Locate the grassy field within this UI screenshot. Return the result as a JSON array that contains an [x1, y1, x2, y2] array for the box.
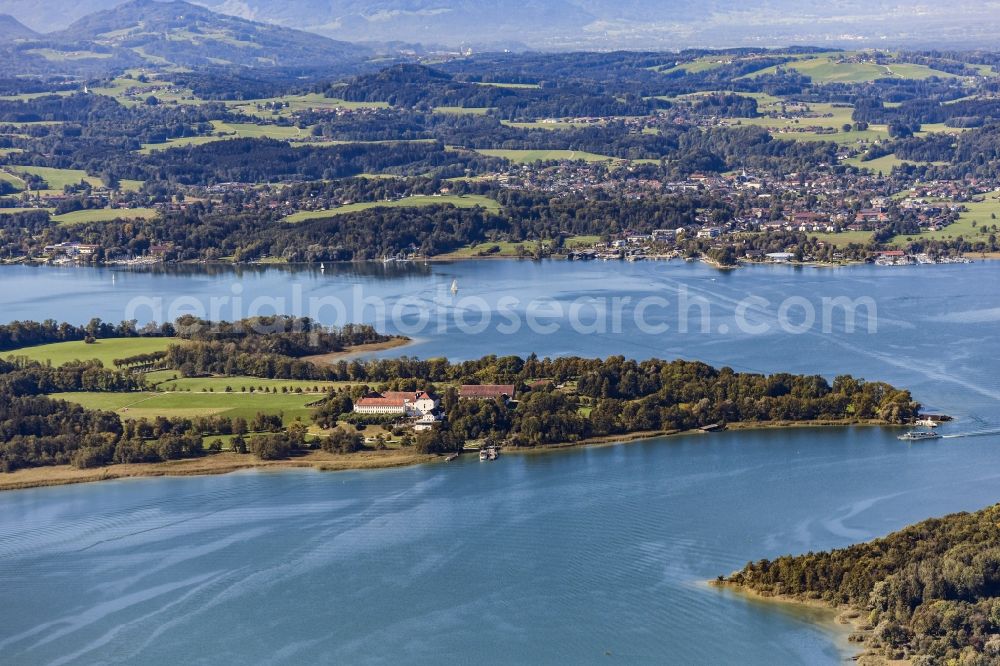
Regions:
[[724, 102, 892, 143], [806, 230, 875, 247], [841, 153, 907, 173], [138, 134, 232, 154], [743, 56, 956, 83], [14, 166, 103, 192], [144, 370, 349, 394], [565, 235, 601, 247], [52, 390, 322, 425], [6, 337, 179, 367], [474, 82, 541, 89], [890, 196, 1000, 245], [226, 93, 389, 118], [0, 207, 55, 216], [283, 194, 500, 223], [841, 153, 950, 173], [500, 120, 577, 130], [475, 148, 614, 163], [437, 240, 531, 258], [25, 48, 113, 61], [52, 207, 159, 225], [0, 170, 25, 190], [139, 120, 311, 153], [437, 234, 601, 259], [433, 106, 492, 115]]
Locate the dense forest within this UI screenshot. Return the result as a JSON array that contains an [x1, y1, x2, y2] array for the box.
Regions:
[[724, 504, 1000, 664]]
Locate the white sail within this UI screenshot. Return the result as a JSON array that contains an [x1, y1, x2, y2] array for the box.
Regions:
[[450, 279, 458, 294]]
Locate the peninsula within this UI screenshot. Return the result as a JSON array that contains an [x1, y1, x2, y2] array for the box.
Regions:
[[1, 316, 921, 490]]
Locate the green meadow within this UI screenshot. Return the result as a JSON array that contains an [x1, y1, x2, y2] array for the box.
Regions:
[[475, 148, 614, 163], [14, 166, 102, 191], [52, 390, 322, 425], [890, 197, 1000, 245], [52, 207, 159, 225], [743, 55, 956, 83], [437, 240, 531, 258], [6, 338, 180, 368], [139, 120, 311, 153], [283, 194, 500, 223], [807, 230, 875, 247], [433, 106, 492, 115], [145, 372, 348, 394]]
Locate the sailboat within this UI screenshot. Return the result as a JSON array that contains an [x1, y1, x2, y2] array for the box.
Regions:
[[320, 262, 325, 272], [450, 279, 458, 295]]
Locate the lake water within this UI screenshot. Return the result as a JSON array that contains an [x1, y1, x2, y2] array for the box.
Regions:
[[2, 259, 1000, 664]]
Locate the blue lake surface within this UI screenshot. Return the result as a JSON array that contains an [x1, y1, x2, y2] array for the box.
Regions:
[[1, 259, 1000, 664]]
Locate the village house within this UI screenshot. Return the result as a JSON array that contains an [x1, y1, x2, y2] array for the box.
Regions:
[[353, 391, 437, 417]]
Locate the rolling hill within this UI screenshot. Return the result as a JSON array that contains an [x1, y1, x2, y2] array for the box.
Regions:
[[0, 0, 369, 75], [52, 0, 367, 67]]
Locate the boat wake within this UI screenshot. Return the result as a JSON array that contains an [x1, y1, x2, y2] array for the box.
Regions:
[[940, 429, 1000, 440]]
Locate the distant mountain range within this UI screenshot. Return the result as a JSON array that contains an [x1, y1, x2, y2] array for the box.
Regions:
[[2, 0, 1000, 49], [0, 0, 368, 75]]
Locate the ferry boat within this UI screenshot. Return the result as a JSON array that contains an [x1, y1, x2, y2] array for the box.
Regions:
[[898, 430, 942, 441]]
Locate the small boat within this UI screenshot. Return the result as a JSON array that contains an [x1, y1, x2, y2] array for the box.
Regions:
[[445, 453, 459, 462], [320, 262, 325, 272], [898, 430, 942, 441], [450, 279, 458, 295], [479, 449, 488, 461], [915, 418, 939, 428]]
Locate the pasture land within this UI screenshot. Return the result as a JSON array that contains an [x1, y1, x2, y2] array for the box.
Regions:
[[433, 106, 492, 115], [14, 166, 102, 192], [52, 207, 159, 225], [282, 194, 500, 223], [743, 55, 956, 83], [5, 337, 179, 368], [475, 148, 614, 163], [890, 197, 1000, 245], [52, 390, 321, 425], [806, 230, 875, 247]]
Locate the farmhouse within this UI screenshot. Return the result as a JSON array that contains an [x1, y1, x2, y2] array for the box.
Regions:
[[353, 391, 437, 416], [459, 384, 516, 401]]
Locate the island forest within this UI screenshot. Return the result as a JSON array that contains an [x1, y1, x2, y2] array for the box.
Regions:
[[0, 315, 919, 472]]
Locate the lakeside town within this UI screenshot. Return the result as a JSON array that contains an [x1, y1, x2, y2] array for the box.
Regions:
[[9, 159, 991, 269]]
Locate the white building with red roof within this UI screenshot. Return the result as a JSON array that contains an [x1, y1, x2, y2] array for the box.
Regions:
[[353, 391, 437, 416]]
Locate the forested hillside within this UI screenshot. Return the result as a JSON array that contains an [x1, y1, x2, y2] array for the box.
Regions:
[[724, 505, 1000, 664]]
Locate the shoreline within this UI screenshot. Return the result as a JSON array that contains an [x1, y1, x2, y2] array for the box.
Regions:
[[0, 418, 900, 493], [0, 449, 441, 493], [301, 337, 411, 363], [5, 253, 991, 270], [709, 580, 870, 662]]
